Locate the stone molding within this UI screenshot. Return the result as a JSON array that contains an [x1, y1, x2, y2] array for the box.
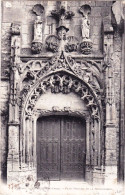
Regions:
[[34, 108, 89, 121]]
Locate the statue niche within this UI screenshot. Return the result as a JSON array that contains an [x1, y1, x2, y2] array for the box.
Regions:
[[79, 5, 92, 55], [81, 15, 90, 39], [31, 4, 44, 54]]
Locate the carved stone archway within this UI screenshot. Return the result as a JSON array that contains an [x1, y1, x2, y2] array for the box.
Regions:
[[8, 19, 104, 184], [15, 69, 102, 184]]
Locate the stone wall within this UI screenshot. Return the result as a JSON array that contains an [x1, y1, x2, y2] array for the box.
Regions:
[[0, 81, 9, 182]]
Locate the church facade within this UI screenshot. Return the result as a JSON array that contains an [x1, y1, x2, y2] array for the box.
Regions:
[[1, 0, 125, 188]]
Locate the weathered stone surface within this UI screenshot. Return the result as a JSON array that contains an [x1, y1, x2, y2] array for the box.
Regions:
[[0, 81, 9, 181], [112, 1, 124, 25], [95, 1, 107, 7], [91, 7, 102, 16], [0, 0, 124, 188]]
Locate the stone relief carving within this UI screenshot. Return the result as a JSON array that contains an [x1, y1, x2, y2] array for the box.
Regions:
[[67, 56, 101, 95], [80, 40, 92, 55], [24, 73, 99, 120], [20, 52, 102, 103], [38, 3, 93, 55], [31, 42, 43, 54], [45, 4, 93, 54], [51, 5, 74, 23], [65, 36, 79, 52], [17, 2, 95, 55], [34, 108, 88, 120], [45, 35, 59, 53], [45, 4, 74, 53]]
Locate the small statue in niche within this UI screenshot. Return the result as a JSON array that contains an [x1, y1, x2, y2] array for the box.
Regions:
[[81, 15, 90, 39], [79, 5, 92, 55], [79, 4, 91, 39], [34, 18, 43, 41], [31, 4, 44, 54]]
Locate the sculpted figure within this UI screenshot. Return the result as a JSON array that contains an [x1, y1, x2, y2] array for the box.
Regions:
[[79, 5, 92, 54], [31, 4, 44, 54], [79, 5, 91, 39], [34, 19, 43, 41], [81, 16, 90, 39]]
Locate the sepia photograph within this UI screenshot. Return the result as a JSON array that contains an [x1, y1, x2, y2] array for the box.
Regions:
[[0, 0, 125, 194]]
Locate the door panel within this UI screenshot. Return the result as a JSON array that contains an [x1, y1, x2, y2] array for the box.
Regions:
[[61, 117, 86, 180], [37, 116, 86, 181], [37, 116, 60, 180]]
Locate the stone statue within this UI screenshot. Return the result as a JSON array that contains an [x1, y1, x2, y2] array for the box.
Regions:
[[34, 17, 43, 41], [31, 4, 44, 54], [81, 16, 90, 39], [79, 5, 92, 54], [79, 5, 91, 39]]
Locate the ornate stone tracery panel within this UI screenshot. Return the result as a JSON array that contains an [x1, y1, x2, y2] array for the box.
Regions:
[[20, 72, 101, 121], [19, 53, 103, 110]]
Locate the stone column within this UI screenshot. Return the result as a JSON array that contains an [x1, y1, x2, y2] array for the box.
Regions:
[[7, 23, 21, 184], [118, 2, 125, 185], [103, 15, 117, 185], [33, 117, 37, 168], [29, 117, 33, 167], [7, 124, 20, 183], [85, 117, 92, 183], [86, 118, 90, 165], [123, 7, 125, 188]]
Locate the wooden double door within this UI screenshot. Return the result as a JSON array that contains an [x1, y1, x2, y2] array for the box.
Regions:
[[37, 115, 86, 180]]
